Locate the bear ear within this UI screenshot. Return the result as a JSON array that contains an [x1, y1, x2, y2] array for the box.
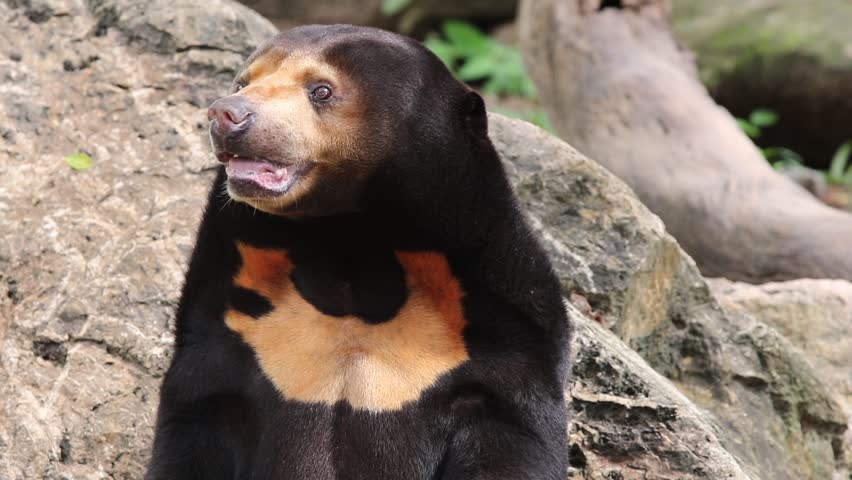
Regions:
[[462, 91, 488, 136]]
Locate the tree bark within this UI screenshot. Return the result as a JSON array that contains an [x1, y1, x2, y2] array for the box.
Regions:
[[520, 0, 852, 283]]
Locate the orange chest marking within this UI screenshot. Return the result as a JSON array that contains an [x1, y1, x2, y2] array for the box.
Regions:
[[226, 243, 469, 412]]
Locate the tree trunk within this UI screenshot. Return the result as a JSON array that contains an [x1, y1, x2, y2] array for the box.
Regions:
[[520, 0, 852, 284]]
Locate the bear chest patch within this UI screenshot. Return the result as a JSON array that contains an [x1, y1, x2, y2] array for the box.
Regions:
[[225, 242, 469, 412]]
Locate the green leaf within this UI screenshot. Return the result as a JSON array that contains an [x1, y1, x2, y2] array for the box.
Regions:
[[430, 20, 537, 98], [480, 77, 504, 97], [380, 0, 412, 16], [763, 147, 803, 167], [490, 106, 521, 117], [749, 108, 778, 128], [828, 141, 852, 182], [495, 49, 537, 98], [424, 36, 458, 69], [456, 55, 497, 81], [527, 110, 555, 133], [64, 153, 93, 170], [519, 78, 538, 99], [476, 55, 527, 97], [442, 21, 490, 57], [490, 107, 556, 134], [737, 118, 761, 139]]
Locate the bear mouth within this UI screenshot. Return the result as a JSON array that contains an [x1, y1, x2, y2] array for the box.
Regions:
[[218, 152, 314, 197]]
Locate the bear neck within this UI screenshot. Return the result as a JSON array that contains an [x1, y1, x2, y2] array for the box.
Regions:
[[366, 159, 519, 252], [207, 158, 563, 327], [212, 143, 523, 254]]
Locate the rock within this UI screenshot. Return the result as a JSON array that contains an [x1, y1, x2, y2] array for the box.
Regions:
[[237, 0, 384, 30], [87, 0, 274, 56], [0, 1, 846, 478], [672, 0, 852, 169], [566, 303, 749, 479], [493, 112, 849, 479], [389, 0, 517, 35], [0, 0, 276, 478], [519, 0, 852, 284], [235, 0, 516, 35], [709, 278, 852, 451]]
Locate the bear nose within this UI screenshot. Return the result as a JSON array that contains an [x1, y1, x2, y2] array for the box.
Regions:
[[208, 96, 255, 140]]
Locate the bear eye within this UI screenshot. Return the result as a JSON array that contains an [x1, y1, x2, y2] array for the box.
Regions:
[[311, 85, 333, 102]]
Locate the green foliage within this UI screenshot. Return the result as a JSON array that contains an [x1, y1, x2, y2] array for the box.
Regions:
[[64, 152, 93, 170], [738, 108, 852, 188], [491, 107, 555, 133], [764, 147, 803, 168], [827, 141, 852, 185], [737, 108, 778, 139], [424, 21, 537, 98], [737, 118, 761, 139], [442, 21, 486, 56], [381, 0, 411, 16], [737, 108, 803, 166], [749, 109, 778, 128]]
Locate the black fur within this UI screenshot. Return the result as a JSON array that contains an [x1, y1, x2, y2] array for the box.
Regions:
[[146, 25, 572, 479]]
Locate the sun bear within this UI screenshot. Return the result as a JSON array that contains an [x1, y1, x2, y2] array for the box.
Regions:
[[145, 25, 571, 479]]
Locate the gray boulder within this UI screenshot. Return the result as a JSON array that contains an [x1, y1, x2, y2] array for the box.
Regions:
[[709, 278, 852, 454], [495, 112, 849, 479], [0, 0, 277, 478], [237, 0, 384, 29], [235, 0, 516, 34], [566, 304, 748, 479]]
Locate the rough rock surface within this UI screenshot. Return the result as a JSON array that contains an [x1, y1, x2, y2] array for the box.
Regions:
[[0, 1, 847, 479], [236, 0, 516, 34], [673, 0, 852, 168], [565, 304, 748, 480], [519, 0, 852, 285], [709, 278, 852, 451], [495, 113, 849, 479], [0, 0, 277, 477], [237, 0, 384, 30], [385, 0, 517, 34]]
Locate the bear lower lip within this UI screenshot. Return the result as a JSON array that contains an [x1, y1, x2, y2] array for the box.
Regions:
[[225, 158, 311, 195]]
